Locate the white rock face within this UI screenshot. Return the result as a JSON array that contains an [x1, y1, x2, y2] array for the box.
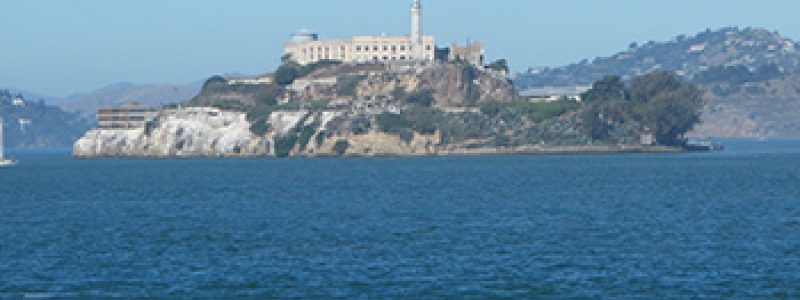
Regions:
[[268, 111, 309, 135], [73, 107, 266, 157], [73, 107, 439, 158]]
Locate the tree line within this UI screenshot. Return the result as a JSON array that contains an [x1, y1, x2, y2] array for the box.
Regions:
[[581, 71, 705, 146]]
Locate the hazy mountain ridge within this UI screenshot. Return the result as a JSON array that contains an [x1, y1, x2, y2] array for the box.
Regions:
[[514, 27, 800, 137], [515, 27, 800, 89], [0, 89, 92, 149], [61, 83, 201, 116], [691, 75, 800, 138]]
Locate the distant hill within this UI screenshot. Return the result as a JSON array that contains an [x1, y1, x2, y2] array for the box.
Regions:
[[514, 27, 800, 89], [4, 88, 67, 106], [514, 27, 800, 138], [61, 83, 201, 116], [0, 89, 92, 149], [690, 74, 800, 138]]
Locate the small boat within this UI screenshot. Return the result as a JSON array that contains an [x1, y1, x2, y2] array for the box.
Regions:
[[0, 117, 17, 166], [684, 138, 724, 152]]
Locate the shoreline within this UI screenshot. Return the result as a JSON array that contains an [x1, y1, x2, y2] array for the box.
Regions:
[[435, 145, 684, 156], [72, 144, 685, 159]]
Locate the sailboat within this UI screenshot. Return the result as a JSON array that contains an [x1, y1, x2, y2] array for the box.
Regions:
[[0, 117, 17, 166]]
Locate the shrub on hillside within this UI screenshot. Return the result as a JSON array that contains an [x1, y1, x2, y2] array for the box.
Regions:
[[333, 139, 349, 156]]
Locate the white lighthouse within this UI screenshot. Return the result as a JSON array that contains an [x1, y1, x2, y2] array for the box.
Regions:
[[411, 0, 423, 60]]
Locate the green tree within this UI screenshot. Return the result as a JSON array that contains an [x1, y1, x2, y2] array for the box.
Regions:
[[315, 131, 327, 147], [630, 72, 704, 145], [486, 59, 509, 73], [580, 102, 615, 140], [281, 54, 294, 65], [406, 89, 435, 107], [398, 129, 415, 145], [627, 71, 683, 103], [580, 71, 704, 146], [297, 123, 318, 151], [581, 75, 625, 103], [249, 118, 271, 136], [350, 115, 371, 135], [376, 112, 410, 133], [274, 65, 299, 85], [274, 134, 298, 157]]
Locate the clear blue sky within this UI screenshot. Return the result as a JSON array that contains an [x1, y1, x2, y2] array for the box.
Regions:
[[3, 0, 800, 97]]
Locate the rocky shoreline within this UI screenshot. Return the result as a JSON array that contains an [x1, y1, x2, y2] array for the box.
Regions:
[[437, 145, 683, 156], [73, 105, 689, 159]]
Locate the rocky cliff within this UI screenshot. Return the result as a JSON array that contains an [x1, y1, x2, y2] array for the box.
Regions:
[[190, 61, 518, 112], [75, 61, 527, 158], [287, 61, 520, 107], [73, 107, 440, 157], [74, 107, 262, 157]]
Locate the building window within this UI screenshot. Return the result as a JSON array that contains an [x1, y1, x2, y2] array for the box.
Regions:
[[426, 45, 432, 51], [373, 45, 378, 51], [400, 55, 406, 60], [356, 46, 361, 51], [383, 45, 388, 51], [391, 45, 397, 51], [400, 45, 406, 51]]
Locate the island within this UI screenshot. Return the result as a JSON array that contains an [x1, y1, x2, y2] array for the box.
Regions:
[[72, 0, 703, 158]]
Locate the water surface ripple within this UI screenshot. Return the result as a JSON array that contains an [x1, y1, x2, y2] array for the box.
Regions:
[[1, 140, 799, 298]]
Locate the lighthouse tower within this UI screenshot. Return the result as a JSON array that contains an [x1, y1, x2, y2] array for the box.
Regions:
[[411, 0, 422, 60]]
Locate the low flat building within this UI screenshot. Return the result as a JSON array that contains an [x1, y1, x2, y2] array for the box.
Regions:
[[520, 85, 592, 102], [97, 102, 157, 130]]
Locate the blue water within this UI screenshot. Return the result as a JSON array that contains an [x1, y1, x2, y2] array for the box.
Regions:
[[2, 140, 800, 298]]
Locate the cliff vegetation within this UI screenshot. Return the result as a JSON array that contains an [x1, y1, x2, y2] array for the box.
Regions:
[[74, 58, 703, 157]]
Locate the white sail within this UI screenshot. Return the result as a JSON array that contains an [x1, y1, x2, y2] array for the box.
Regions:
[[0, 117, 5, 161], [0, 117, 16, 166]]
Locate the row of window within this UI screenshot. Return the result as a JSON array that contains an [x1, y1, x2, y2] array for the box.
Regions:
[[305, 54, 347, 60], [98, 116, 148, 121], [98, 122, 147, 129], [299, 53, 432, 62], [355, 55, 432, 61], [300, 44, 433, 54], [355, 45, 433, 52], [98, 109, 154, 114], [304, 46, 347, 53]]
